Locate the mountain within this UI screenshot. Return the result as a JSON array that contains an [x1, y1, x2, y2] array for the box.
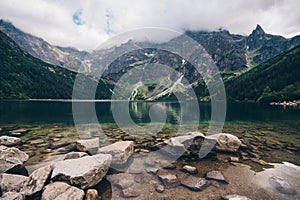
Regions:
[[225, 45, 300, 102], [0, 30, 111, 99], [0, 20, 88, 72]]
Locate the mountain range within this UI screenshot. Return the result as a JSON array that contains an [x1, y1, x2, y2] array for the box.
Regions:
[[0, 19, 299, 101]]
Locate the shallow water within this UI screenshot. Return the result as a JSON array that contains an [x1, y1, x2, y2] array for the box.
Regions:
[[0, 100, 299, 166]]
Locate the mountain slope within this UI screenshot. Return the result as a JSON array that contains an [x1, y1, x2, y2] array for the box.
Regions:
[[0, 20, 88, 72], [0, 31, 111, 99], [225, 45, 300, 102]]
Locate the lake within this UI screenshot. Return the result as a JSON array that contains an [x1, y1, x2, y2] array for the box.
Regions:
[[0, 100, 299, 166]]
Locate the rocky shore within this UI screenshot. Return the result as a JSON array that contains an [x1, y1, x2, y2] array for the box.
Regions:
[[0, 127, 299, 200]]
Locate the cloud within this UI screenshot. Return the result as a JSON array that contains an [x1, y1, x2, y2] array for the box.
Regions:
[[0, 0, 299, 51]]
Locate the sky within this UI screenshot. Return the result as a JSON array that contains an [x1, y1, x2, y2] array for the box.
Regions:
[[0, 0, 299, 51]]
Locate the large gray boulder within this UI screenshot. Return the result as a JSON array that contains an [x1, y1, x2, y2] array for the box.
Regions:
[[41, 182, 84, 200], [0, 173, 27, 193], [0, 136, 21, 146], [208, 133, 241, 152], [20, 165, 53, 197], [98, 141, 134, 165], [0, 146, 29, 173], [76, 138, 99, 155], [51, 154, 112, 189]]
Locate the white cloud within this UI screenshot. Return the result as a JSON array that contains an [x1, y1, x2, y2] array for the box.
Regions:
[[0, 0, 299, 51]]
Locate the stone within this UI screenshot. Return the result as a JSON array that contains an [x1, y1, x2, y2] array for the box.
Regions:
[[250, 158, 269, 166], [0, 173, 27, 193], [9, 129, 29, 137], [41, 182, 85, 200], [76, 138, 99, 155], [221, 194, 251, 200], [154, 184, 165, 193], [20, 165, 53, 197], [0, 192, 24, 200], [98, 141, 134, 165], [121, 187, 140, 198], [180, 175, 209, 191], [182, 165, 198, 174], [107, 173, 135, 190], [157, 171, 180, 188], [0, 136, 22, 146], [56, 144, 76, 154], [206, 171, 228, 183], [207, 133, 241, 152], [269, 176, 297, 195], [50, 141, 70, 149], [230, 157, 240, 162], [146, 167, 159, 174], [85, 189, 99, 200], [51, 154, 112, 189], [63, 152, 88, 160], [159, 160, 176, 169], [0, 146, 29, 173]]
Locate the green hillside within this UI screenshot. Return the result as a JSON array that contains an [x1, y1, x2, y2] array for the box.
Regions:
[[0, 31, 111, 99], [225, 45, 300, 103]]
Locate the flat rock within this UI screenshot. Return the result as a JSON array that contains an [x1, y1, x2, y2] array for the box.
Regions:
[[51, 154, 112, 189], [0, 136, 22, 146], [221, 194, 251, 200], [76, 138, 99, 155], [107, 173, 135, 190], [98, 141, 134, 165], [85, 189, 99, 200], [180, 175, 209, 191], [50, 141, 70, 149], [41, 182, 85, 200], [0, 146, 29, 173], [206, 170, 228, 183], [209, 133, 241, 152], [182, 165, 198, 174], [0, 173, 27, 193], [8, 129, 29, 137], [121, 187, 140, 198], [63, 152, 88, 160], [0, 192, 24, 200], [20, 165, 53, 197], [269, 175, 297, 195], [157, 170, 180, 188]]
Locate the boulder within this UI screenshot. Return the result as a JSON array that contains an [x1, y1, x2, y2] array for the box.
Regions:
[[63, 152, 88, 160], [0, 146, 29, 173], [51, 154, 112, 189], [41, 182, 85, 200], [221, 194, 251, 200], [206, 170, 228, 183], [208, 133, 241, 152], [269, 176, 297, 195], [180, 175, 209, 191], [0, 136, 22, 146], [0, 173, 27, 193], [0, 192, 24, 200], [76, 138, 99, 155], [20, 165, 53, 197], [98, 141, 134, 165]]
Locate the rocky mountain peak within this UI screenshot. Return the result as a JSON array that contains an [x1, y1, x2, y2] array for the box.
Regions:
[[252, 24, 265, 36]]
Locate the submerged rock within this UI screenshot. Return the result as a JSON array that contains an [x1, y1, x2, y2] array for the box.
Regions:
[[51, 154, 112, 189], [20, 165, 53, 197], [269, 175, 297, 195], [154, 184, 165, 193], [8, 129, 29, 137], [182, 165, 198, 174], [0, 136, 21, 146], [221, 194, 251, 200], [180, 175, 209, 191], [98, 141, 134, 165], [157, 170, 180, 188], [121, 187, 140, 198], [0, 146, 29, 173], [63, 152, 88, 160], [76, 138, 99, 155], [41, 182, 84, 200], [206, 170, 228, 183], [0, 173, 27, 193]]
